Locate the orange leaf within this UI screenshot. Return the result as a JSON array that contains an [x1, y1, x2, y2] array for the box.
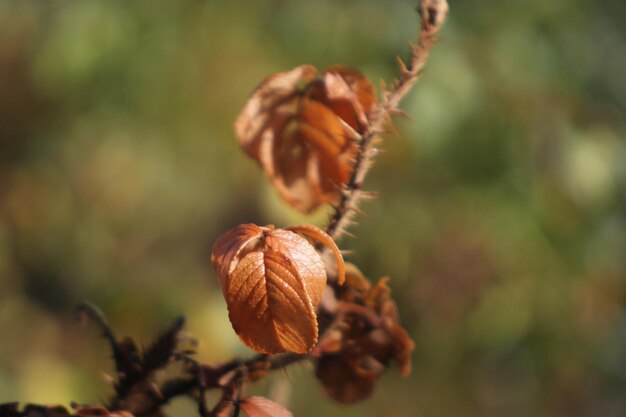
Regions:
[[211, 224, 342, 353], [297, 97, 349, 157], [264, 228, 327, 307], [321, 66, 376, 132], [285, 224, 345, 285], [211, 223, 265, 289], [226, 249, 318, 353], [234, 65, 376, 213], [240, 396, 293, 417], [325, 66, 376, 111], [235, 65, 316, 160]]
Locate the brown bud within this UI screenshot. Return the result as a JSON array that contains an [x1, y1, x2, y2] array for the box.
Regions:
[[418, 0, 449, 35], [211, 224, 344, 354]]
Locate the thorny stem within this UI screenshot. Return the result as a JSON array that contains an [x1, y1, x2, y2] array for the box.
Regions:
[[134, 353, 307, 417], [326, 0, 449, 242], [128, 2, 448, 415]]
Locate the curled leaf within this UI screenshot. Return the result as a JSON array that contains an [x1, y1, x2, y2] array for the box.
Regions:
[[315, 263, 415, 403], [316, 354, 377, 404], [240, 396, 293, 417], [366, 277, 415, 376], [235, 65, 316, 161], [211, 224, 345, 354], [235, 65, 376, 212]]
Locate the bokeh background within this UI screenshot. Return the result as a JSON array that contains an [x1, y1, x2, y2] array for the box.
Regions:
[[1, 0, 625, 416]]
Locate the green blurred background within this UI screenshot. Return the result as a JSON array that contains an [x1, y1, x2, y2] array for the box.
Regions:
[[0, 0, 624, 416]]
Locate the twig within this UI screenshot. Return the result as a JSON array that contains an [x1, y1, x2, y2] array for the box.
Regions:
[[76, 302, 142, 388], [76, 302, 118, 355], [133, 353, 308, 417], [325, 0, 449, 241]]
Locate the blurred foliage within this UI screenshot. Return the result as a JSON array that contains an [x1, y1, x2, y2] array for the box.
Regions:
[[0, 0, 624, 416]]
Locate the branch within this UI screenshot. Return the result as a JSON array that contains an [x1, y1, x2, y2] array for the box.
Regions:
[[132, 353, 307, 417], [1, 3, 449, 417], [325, 0, 449, 241], [95, 2, 449, 414]]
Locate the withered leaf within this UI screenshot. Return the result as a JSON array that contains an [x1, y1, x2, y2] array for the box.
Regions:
[[235, 65, 376, 212], [239, 396, 293, 417], [285, 224, 345, 285], [343, 263, 371, 292], [315, 264, 415, 403], [366, 277, 415, 376], [235, 65, 316, 160], [211, 224, 345, 354], [316, 354, 377, 404], [311, 66, 376, 133], [227, 249, 318, 353]]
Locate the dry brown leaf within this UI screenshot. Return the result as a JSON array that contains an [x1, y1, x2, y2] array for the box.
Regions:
[[343, 262, 371, 292], [315, 266, 415, 402], [316, 354, 377, 404], [235, 65, 316, 160], [227, 249, 318, 353], [211, 223, 345, 354], [239, 396, 293, 417], [285, 224, 345, 285], [235, 65, 376, 213], [366, 277, 415, 375], [311, 66, 376, 133]]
